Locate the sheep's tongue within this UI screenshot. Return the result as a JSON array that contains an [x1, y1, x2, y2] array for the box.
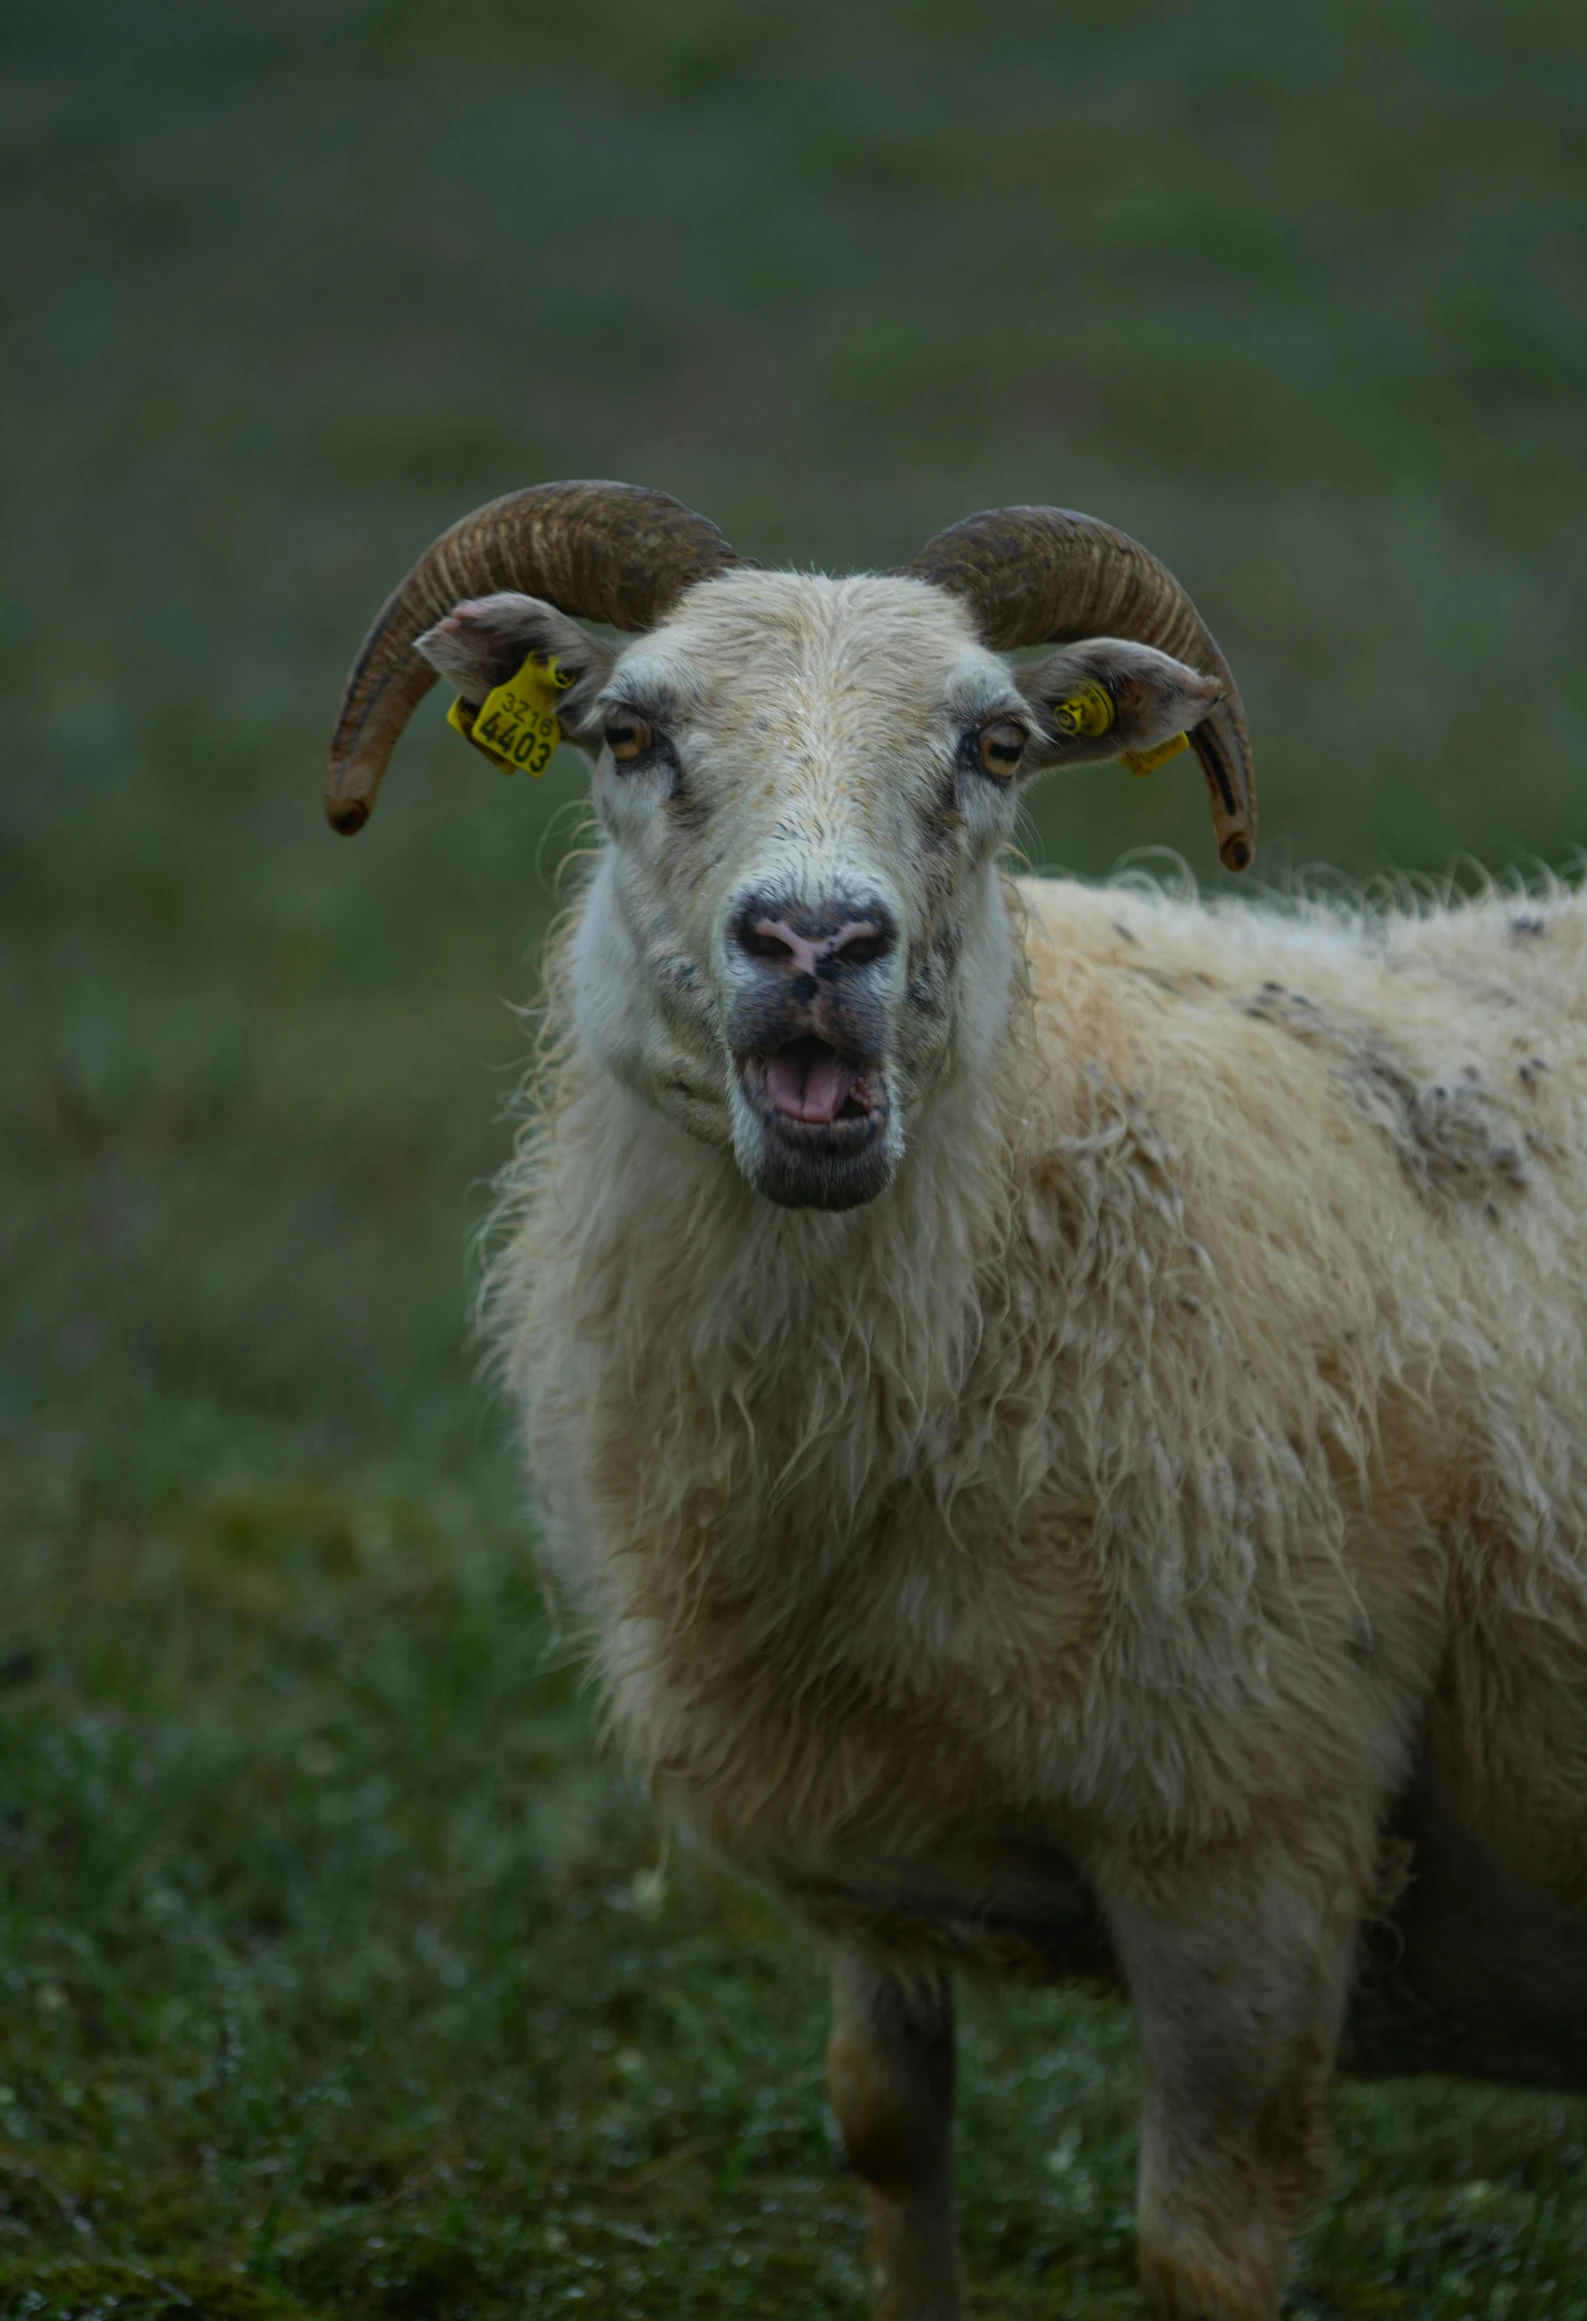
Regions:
[[765, 1050, 855, 1125]]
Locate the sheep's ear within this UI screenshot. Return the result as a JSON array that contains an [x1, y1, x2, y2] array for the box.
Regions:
[[416, 593, 616, 753], [1017, 637, 1224, 773]]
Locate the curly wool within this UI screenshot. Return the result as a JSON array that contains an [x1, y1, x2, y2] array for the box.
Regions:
[[486, 864, 1587, 1918]]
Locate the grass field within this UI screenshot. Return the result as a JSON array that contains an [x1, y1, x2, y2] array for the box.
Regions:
[[4, 1, 1587, 2311]]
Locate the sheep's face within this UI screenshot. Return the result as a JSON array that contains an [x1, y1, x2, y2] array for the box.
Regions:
[[572, 571, 1035, 1210], [422, 569, 1219, 1213]]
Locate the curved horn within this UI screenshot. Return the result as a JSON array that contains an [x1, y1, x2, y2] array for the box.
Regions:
[[326, 480, 749, 833], [902, 506, 1256, 872]]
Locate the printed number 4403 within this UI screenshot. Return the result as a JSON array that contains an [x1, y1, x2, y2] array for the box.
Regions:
[[478, 708, 556, 771]]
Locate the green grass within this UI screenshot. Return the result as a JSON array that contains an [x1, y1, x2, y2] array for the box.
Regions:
[[0, 1459, 1078, 2321], [5, 0, 1587, 2310], [4, 1471, 1587, 2316]]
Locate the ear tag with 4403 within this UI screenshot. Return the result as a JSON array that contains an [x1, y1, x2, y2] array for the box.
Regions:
[[448, 654, 574, 776]]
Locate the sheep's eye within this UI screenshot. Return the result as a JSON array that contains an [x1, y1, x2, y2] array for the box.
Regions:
[[977, 719, 1027, 780], [605, 712, 654, 764]]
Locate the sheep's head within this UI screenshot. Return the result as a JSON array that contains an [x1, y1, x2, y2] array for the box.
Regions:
[[326, 484, 1255, 1212]]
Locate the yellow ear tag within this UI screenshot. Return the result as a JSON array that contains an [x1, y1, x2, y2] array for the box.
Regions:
[[448, 653, 575, 777], [1119, 731, 1190, 779], [1054, 682, 1116, 740]]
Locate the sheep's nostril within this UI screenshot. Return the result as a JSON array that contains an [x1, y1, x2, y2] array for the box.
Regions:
[[831, 923, 895, 969], [737, 919, 799, 966]]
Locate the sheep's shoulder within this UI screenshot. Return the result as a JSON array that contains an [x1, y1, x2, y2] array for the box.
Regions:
[[1011, 876, 1580, 1225]]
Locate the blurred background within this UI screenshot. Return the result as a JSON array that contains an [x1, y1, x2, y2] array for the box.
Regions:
[[4, 3, 1586, 2314]]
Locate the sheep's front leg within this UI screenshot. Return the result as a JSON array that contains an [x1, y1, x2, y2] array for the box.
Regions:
[[1105, 1849, 1363, 2321], [827, 1945, 965, 2321]]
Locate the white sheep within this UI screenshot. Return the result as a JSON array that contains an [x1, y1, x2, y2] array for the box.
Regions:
[[327, 482, 1587, 2321]]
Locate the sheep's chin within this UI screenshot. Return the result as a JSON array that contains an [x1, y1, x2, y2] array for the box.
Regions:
[[740, 1121, 899, 1211]]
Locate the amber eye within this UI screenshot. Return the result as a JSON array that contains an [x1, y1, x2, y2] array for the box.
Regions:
[[604, 712, 654, 764], [978, 719, 1027, 779]]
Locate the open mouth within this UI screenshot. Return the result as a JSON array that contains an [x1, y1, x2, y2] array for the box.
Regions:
[[740, 1037, 885, 1134], [734, 1039, 895, 1210]]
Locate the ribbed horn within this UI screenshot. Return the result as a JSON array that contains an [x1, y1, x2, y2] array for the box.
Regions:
[[326, 480, 749, 833], [902, 506, 1256, 872]]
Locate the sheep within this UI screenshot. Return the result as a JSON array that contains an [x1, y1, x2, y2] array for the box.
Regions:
[[326, 481, 1587, 2321]]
